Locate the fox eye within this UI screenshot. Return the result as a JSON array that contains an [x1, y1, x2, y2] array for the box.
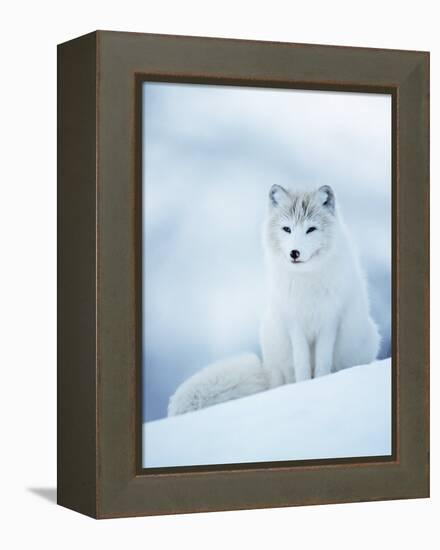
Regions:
[[306, 226, 317, 234], [282, 226, 291, 233]]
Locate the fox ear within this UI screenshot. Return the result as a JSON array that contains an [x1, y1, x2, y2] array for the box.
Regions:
[[269, 184, 290, 208], [318, 185, 335, 214]]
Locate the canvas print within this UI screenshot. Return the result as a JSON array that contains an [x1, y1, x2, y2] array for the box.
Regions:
[[141, 82, 392, 468]]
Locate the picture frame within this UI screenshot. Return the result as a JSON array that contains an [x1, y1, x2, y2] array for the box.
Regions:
[[57, 30, 429, 518]]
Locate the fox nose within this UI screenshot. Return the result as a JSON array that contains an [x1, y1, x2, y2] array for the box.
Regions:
[[290, 249, 300, 260]]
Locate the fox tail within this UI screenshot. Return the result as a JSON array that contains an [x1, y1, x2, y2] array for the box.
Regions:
[[168, 353, 268, 416]]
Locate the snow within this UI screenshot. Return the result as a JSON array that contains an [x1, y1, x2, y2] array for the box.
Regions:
[[143, 358, 392, 468]]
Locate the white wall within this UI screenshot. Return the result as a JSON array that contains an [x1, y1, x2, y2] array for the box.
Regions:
[[0, 1, 437, 548]]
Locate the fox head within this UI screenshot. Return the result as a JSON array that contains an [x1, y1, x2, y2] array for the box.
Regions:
[[264, 184, 338, 271]]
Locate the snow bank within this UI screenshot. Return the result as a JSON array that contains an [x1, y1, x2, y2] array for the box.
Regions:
[[143, 358, 392, 468]]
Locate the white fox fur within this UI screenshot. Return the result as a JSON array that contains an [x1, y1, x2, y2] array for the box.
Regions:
[[168, 184, 380, 416], [168, 353, 267, 416]]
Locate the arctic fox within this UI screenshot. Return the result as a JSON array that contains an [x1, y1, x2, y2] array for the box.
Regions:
[[168, 184, 380, 416]]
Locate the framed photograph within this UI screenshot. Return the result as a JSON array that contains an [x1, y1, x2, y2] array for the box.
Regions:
[[58, 31, 429, 518]]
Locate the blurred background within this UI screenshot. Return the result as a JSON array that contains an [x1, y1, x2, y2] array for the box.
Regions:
[[142, 82, 392, 421]]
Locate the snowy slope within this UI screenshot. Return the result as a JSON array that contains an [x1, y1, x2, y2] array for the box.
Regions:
[[143, 358, 392, 468]]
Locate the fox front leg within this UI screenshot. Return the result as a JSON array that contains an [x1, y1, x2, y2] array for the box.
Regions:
[[314, 324, 337, 378], [260, 309, 294, 388], [290, 326, 312, 382]]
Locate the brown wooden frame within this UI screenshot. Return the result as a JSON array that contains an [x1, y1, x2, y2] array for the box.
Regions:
[[58, 30, 429, 519]]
